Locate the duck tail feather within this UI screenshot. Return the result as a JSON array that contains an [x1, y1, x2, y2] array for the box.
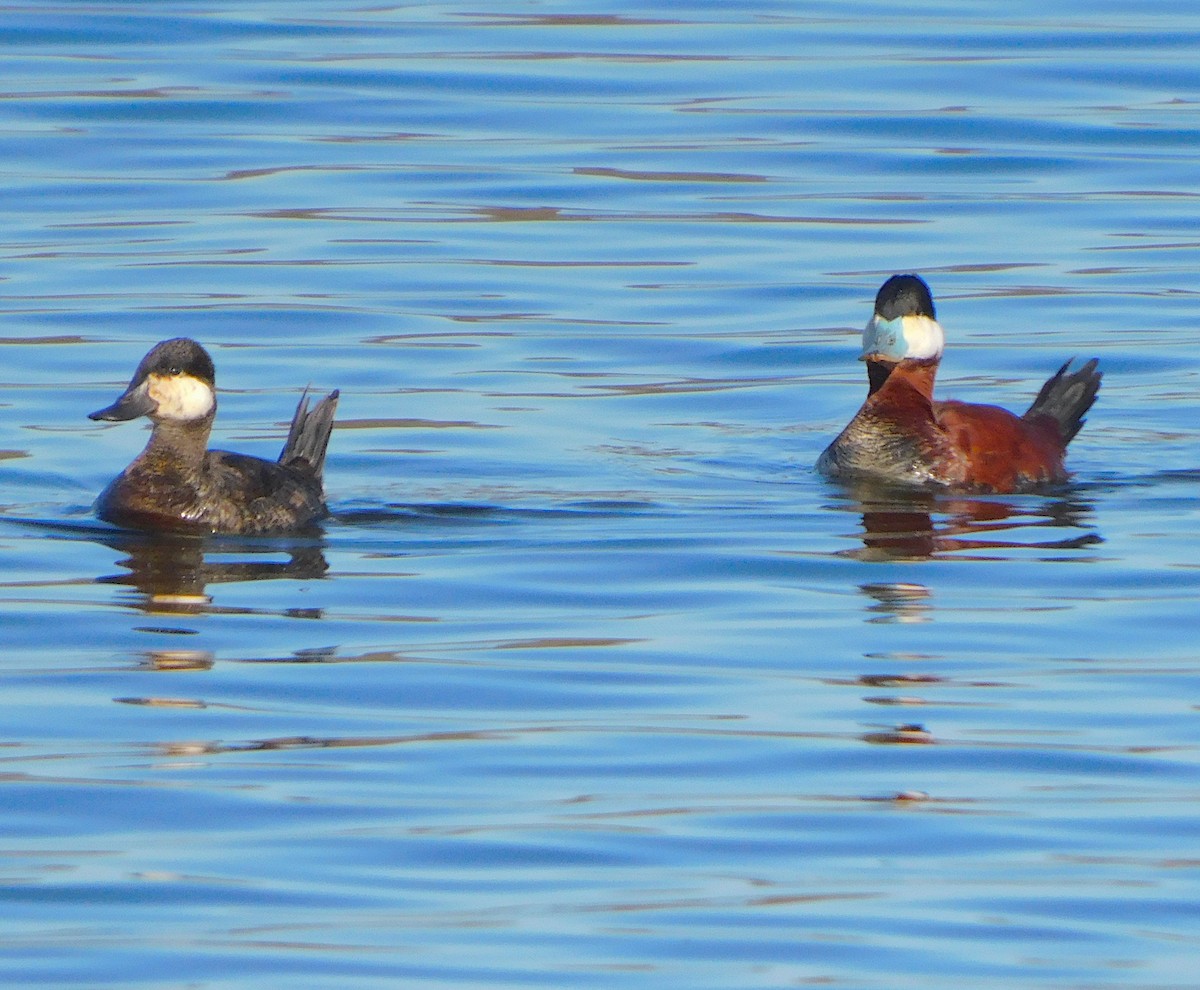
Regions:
[[279, 388, 339, 478], [1023, 358, 1101, 444]]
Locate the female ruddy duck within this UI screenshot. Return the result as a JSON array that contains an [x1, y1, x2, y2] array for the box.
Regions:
[[89, 337, 339, 535], [817, 274, 1101, 493]]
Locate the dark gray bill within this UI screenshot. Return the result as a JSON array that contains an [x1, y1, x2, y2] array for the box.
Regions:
[[89, 381, 157, 422]]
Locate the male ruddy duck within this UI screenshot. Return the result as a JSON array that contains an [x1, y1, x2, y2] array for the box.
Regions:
[[817, 274, 1101, 493], [89, 337, 339, 535]]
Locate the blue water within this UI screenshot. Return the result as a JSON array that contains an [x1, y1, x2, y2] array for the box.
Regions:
[[2, 2, 1200, 987]]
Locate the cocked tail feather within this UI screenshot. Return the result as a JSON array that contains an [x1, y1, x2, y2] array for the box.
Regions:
[[280, 389, 339, 479], [1023, 359, 1101, 445]]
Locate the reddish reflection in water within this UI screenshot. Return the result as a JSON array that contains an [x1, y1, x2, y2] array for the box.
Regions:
[[830, 481, 1102, 561]]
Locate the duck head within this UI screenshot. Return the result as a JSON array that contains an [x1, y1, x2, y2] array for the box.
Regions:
[[860, 274, 944, 365], [89, 337, 217, 424]]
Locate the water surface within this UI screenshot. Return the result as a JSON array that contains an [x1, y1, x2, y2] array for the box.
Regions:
[[2, 3, 1200, 988]]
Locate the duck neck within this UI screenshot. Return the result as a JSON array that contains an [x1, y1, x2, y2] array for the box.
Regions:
[[142, 415, 214, 477], [866, 359, 895, 395], [885, 357, 939, 402]]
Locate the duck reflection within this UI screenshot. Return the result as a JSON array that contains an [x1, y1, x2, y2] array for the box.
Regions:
[[92, 526, 329, 615], [137, 648, 216, 671], [830, 479, 1102, 561], [860, 581, 933, 623]]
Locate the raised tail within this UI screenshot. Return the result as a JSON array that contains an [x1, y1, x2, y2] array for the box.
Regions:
[[1023, 358, 1101, 445], [279, 389, 339, 479]]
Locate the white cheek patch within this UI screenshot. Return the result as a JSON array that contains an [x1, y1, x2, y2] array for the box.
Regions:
[[861, 314, 945, 361], [147, 373, 215, 421], [899, 314, 945, 360]]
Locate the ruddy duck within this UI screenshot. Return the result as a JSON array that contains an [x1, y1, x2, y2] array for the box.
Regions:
[[817, 274, 1101, 493], [89, 337, 339, 534]]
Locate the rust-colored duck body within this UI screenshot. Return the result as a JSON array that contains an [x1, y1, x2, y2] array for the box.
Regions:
[[817, 275, 1100, 493]]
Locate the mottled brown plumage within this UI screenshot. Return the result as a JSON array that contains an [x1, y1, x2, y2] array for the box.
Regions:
[[90, 338, 338, 535]]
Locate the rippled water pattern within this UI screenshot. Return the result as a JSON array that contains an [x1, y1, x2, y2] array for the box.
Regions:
[[2, 3, 1200, 988]]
